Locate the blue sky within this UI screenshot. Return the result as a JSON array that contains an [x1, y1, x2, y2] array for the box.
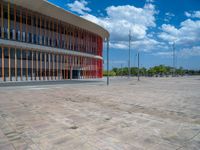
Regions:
[[48, 0, 200, 70]]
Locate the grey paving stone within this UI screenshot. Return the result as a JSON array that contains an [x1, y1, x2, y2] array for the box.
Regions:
[[0, 77, 199, 150]]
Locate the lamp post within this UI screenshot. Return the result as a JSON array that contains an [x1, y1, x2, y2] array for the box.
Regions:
[[137, 52, 140, 81], [172, 42, 176, 77], [128, 30, 131, 78], [107, 37, 110, 86]]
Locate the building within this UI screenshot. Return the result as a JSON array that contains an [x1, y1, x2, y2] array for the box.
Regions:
[[0, 0, 109, 82]]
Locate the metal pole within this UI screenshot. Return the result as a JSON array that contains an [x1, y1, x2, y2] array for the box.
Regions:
[[173, 42, 175, 77], [107, 38, 109, 86], [137, 52, 140, 81], [134, 54, 137, 68], [121, 64, 123, 78], [128, 30, 131, 78]]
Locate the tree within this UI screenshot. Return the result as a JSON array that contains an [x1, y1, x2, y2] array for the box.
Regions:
[[104, 65, 200, 77]]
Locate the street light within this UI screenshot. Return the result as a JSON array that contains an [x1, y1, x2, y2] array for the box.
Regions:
[[107, 37, 110, 85], [172, 42, 176, 77], [128, 30, 131, 78], [137, 52, 140, 81]]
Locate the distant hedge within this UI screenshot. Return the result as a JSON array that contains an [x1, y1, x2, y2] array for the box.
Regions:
[[104, 65, 200, 76]]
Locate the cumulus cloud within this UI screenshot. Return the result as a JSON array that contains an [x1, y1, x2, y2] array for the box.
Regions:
[[185, 11, 200, 18], [82, 3, 160, 51], [67, 0, 91, 15], [158, 19, 200, 45]]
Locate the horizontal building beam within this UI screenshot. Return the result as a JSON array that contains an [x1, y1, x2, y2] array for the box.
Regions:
[[0, 39, 103, 60]]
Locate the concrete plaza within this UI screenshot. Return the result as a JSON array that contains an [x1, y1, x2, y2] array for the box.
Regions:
[[0, 77, 200, 150]]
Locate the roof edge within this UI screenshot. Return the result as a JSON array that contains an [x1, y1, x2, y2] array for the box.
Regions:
[[5, 0, 109, 39], [44, 0, 110, 39]]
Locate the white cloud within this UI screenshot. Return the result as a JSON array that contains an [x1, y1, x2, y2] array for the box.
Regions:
[[152, 51, 172, 57], [185, 12, 192, 17], [146, 0, 154, 3], [158, 19, 200, 58], [82, 3, 159, 51], [158, 24, 179, 42], [110, 37, 167, 52], [165, 12, 175, 17], [152, 46, 200, 58], [179, 46, 200, 57], [185, 11, 200, 18], [110, 60, 128, 65], [67, 0, 91, 15], [164, 12, 175, 22], [158, 19, 200, 45], [110, 42, 128, 49], [131, 38, 166, 52]]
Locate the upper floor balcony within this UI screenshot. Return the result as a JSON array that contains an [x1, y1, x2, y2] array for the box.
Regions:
[[0, 1, 103, 57]]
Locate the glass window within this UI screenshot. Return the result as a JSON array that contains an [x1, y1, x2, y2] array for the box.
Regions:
[[28, 51, 32, 78], [22, 32, 26, 42], [54, 23, 56, 32], [49, 38, 52, 46], [22, 50, 26, 60], [0, 3, 1, 20], [33, 16, 36, 27], [42, 19, 44, 29], [22, 50, 26, 78], [10, 48, 15, 80], [46, 21, 49, 30], [33, 34, 36, 44], [28, 51, 32, 60], [27, 15, 31, 26], [38, 18, 40, 28], [42, 36, 44, 45], [33, 51, 36, 80], [10, 49, 15, 60], [46, 53, 49, 78], [45, 37, 48, 46], [28, 33, 31, 43], [11, 29, 15, 40], [38, 35, 40, 44], [17, 49, 21, 78], [54, 54, 57, 77], [3, 4, 8, 20], [38, 52, 40, 61], [10, 6, 14, 21], [42, 53, 45, 78], [46, 53, 49, 62], [50, 53, 53, 77], [16, 10, 20, 23], [38, 52, 40, 78], [22, 12, 26, 24], [17, 30, 20, 41], [4, 47, 9, 80], [42, 53, 44, 62], [4, 28, 8, 39], [50, 22, 53, 31]]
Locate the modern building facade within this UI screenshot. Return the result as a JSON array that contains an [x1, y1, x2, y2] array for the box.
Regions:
[[0, 0, 109, 82]]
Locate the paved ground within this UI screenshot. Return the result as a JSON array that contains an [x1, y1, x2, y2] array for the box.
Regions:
[[0, 77, 200, 150], [0, 79, 103, 87]]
